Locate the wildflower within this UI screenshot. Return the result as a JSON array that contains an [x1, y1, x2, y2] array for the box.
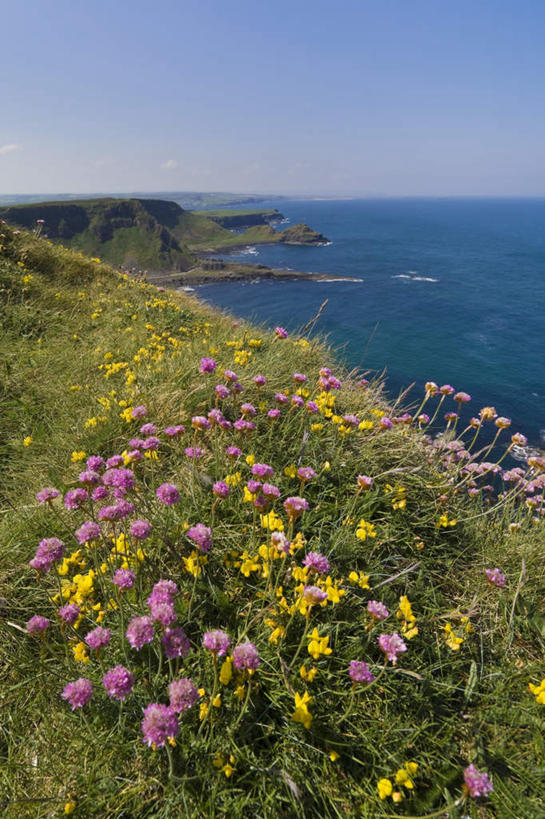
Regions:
[[418, 413, 430, 423], [378, 632, 407, 664], [291, 690, 312, 728], [149, 601, 177, 627], [367, 600, 389, 622], [444, 411, 458, 423], [275, 392, 289, 404], [300, 664, 318, 682], [78, 469, 101, 485], [85, 626, 111, 651], [268, 408, 280, 419], [252, 462, 274, 479], [348, 570, 370, 589], [187, 523, 212, 553], [141, 703, 179, 748], [233, 641, 260, 670], [379, 417, 393, 430], [215, 384, 230, 399], [203, 629, 231, 657], [303, 586, 328, 607], [168, 678, 199, 712], [356, 519, 376, 540], [126, 616, 155, 650], [454, 391, 471, 403], [36, 487, 61, 504], [130, 519, 152, 540], [226, 445, 242, 459], [98, 502, 133, 522], [511, 432, 527, 446], [485, 568, 506, 587], [297, 466, 316, 482], [356, 475, 373, 492], [307, 628, 332, 659], [162, 627, 191, 659], [528, 679, 545, 704], [131, 405, 147, 419], [291, 394, 304, 408], [397, 595, 418, 639], [303, 552, 330, 574], [306, 400, 319, 413], [30, 537, 65, 572], [270, 530, 290, 553], [164, 424, 185, 436], [284, 496, 309, 521], [212, 481, 230, 499], [349, 660, 376, 683], [378, 779, 393, 799], [58, 603, 80, 624], [156, 483, 180, 505], [106, 455, 124, 468], [102, 665, 134, 700], [64, 488, 88, 509], [253, 374, 267, 386], [112, 569, 136, 590], [185, 446, 203, 459], [443, 622, 463, 650], [479, 406, 497, 421], [191, 415, 210, 431], [274, 326, 288, 339], [23, 436, 33, 447], [26, 615, 50, 634], [62, 678, 93, 710], [262, 482, 280, 499], [463, 764, 493, 798], [293, 372, 308, 383], [75, 521, 101, 545], [199, 357, 217, 373]]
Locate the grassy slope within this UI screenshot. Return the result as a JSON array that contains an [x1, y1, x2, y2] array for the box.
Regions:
[[1, 227, 544, 818]]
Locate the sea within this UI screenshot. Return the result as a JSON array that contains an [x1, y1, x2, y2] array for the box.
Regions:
[[190, 198, 545, 449]]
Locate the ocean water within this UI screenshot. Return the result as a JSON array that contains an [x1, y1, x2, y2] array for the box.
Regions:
[[194, 198, 545, 448]]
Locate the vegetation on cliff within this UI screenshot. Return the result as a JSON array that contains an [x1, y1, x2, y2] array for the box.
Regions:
[[0, 199, 328, 272], [1, 224, 544, 818]]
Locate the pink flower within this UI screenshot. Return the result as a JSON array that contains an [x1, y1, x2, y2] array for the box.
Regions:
[[199, 357, 217, 373], [187, 523, 212, 552], [168, 678, 199, 712], [485, 568, 506, 587], [367, 600, 389, 622], [349, 660, 376, 683], [302, 585, 328, 605], [26, 615, 50, 634], [62, 678, 93, 709], [202, 629, 231, 656], [141, 703, 179, 748], [156, 483, 180, 505], [233, 641, 260, 670], [378, 632, 407, 664], [102, 665, 134, 700], [284, 496, 309, 520], [463, 764, 493, 798]]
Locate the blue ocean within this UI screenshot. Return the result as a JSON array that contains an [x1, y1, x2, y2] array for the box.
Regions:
[[193, 198, 545, 448]]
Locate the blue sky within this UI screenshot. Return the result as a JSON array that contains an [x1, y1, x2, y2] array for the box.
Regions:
[[2, 0, 545, 195]]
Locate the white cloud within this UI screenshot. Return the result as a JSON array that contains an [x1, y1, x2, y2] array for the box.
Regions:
[[0, 143, 21, 155], [160, 159, 178, 170]]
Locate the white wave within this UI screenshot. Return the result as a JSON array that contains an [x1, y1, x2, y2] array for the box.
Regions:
[[179, 286, 195, 292], [393, 273, 438, 282], [313, 277, 364, 283]]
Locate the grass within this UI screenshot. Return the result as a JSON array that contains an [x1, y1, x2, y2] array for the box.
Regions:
[[1, 223, 544, 818]]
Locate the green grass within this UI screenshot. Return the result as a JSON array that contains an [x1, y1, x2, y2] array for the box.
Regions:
[[1, 225, 544, 818]]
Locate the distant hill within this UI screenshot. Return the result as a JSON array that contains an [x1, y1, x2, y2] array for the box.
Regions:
[[0, 197, 329, 272]]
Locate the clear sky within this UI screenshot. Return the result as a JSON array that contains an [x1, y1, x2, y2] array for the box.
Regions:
[[2, 0, 545, 196]]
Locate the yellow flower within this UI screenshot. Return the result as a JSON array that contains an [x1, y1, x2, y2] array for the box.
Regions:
[[219, 658, 233, 685], [284, 463, 297, 478], [71, 451, 86, 463], [291, 691, 313, 729], [529, 679, 545, 704], [377, 778, 393, 799], [212, 694, 222, 708], [300, 664, 318, 682], [23, 436, 32, 447], [225, 472, 242, 487], [444, 622, 463, 651], [397, 595, 418, 639], [307, 628, 333, 660], [395, 767, 414, 788], [64, 799, 77, 814], [436, 513, 457, 528], [245, 453, 255, 466], [356, 519, 377, 540], [260, 509, 284, 531], [329, 751, 339, 762], [72, 642, 89, 663], [234, 684, 245, 700], [348, 570, 370, 589]]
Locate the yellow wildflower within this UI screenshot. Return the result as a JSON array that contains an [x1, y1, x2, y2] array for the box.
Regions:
[[378, 778, 393, 799], [284, 463, 297, 478], [329, 751, 339, 761], [219, 658, 233, 685], [356, 519, 377, 540], [529, 679, 545, 704], [397, 595, 418, 639], [72, 642, 89, 664], [71, 451, 86, 463], [307, 628, 333, 660], [23, 436, 32, 447], [291, 691, 313, 729]]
